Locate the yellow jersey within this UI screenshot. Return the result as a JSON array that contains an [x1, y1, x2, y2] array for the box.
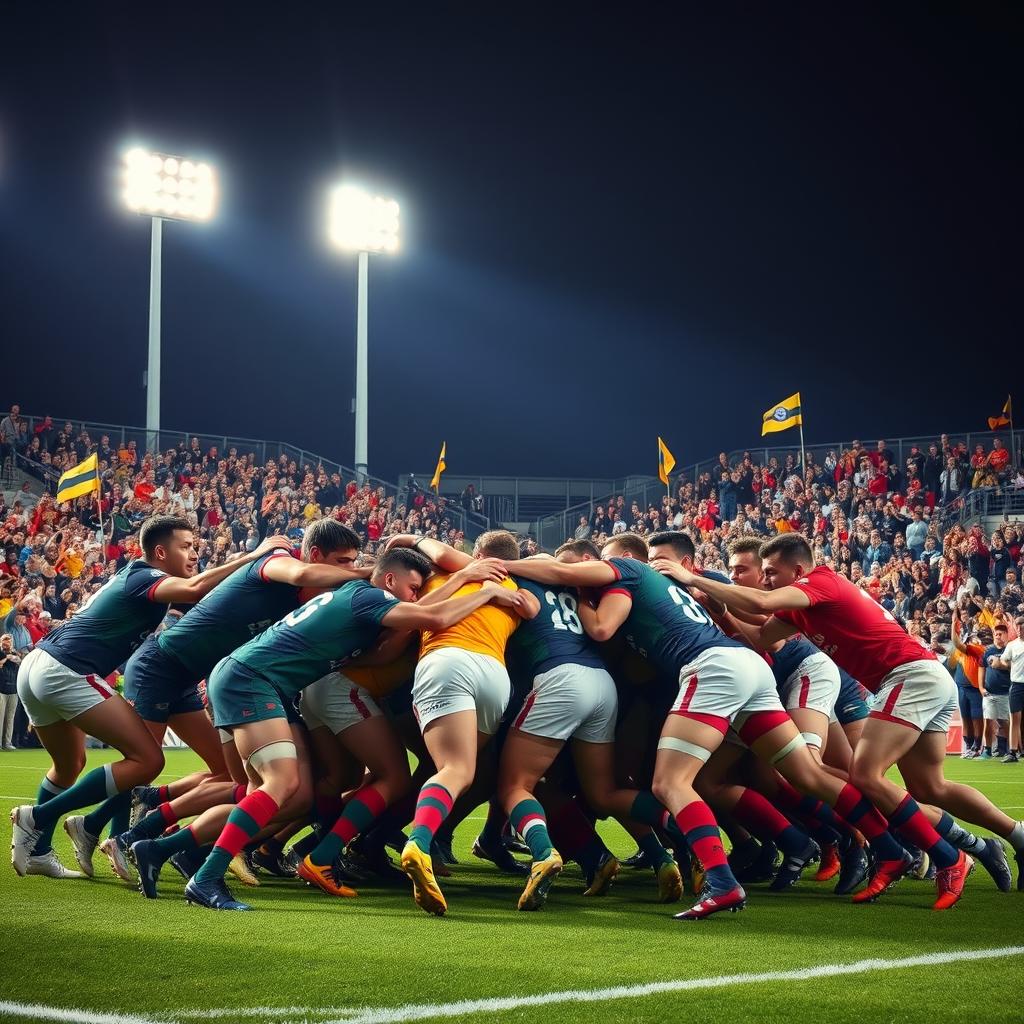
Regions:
[[418, 574, 520, 663], [345, 646, 418, 701]]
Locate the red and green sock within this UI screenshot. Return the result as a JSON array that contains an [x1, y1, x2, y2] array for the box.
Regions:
[[409, 783, 453, 855], [509, 798, 554, 861], [675, 799, 737, 890], [732, 787, 810, 857], [311, 785, 388, 866], [194, 789, 280, 885]]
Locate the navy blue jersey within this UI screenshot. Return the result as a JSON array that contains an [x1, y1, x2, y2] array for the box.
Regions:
[[507, 577, 606, 677], [232, 579, 397, 700], [602, 558, 742, 675], [768, 635, 822, 686], [37, 560, 170, 676], [157, 551, 299, 680]]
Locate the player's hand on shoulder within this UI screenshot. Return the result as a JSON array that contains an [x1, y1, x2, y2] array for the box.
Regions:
[[384, 534, 417, 552], [481, 580, 523, 608], [253, 534, 293, 557], [650, 557, 693, 585]]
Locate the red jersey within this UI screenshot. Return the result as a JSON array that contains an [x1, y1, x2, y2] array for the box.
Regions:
[[773, 565, 935, 693]]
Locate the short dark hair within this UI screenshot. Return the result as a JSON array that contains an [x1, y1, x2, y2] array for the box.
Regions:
[[647, 531, 695, 561], [602, 533, 649, 561], [301, 518, 360, 559], [728, 536, 764, 561], [373, 547, 431, 581], [139, 515, 193, 559], [760, 532, 813, 566], [555, 539, 601, 560]]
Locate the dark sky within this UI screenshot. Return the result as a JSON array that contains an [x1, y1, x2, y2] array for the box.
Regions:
[[2, 5, 1020, 481]]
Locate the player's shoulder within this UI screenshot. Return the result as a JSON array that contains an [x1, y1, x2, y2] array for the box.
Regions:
[[607, 556, 645, 581], [700, 569, 732, 586], [421, 573, 449, 596]]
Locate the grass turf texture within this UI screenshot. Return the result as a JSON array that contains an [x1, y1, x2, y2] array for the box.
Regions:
[[0, 750, 1021, 1024]]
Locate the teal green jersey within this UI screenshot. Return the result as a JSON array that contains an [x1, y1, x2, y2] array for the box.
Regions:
[[231, 580, 397, 699], [507, 577, 606, 677]]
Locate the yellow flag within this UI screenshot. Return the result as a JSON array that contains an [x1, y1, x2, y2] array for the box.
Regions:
[[56, 452, 100, 504], [988, 395, 1012, 431], [430, 442, 446, 491], [657, 437, 676, 486], [761, 392, 802, 436]]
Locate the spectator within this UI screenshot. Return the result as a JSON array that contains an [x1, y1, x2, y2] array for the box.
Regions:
[[0, 633, 20, 750], [981, 623, 1012, 759], [0, 404, 20, 469]]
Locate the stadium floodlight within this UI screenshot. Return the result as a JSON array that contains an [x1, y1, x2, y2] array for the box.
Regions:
[[327, 183, 401, 481], [120, 147, 218, 444]]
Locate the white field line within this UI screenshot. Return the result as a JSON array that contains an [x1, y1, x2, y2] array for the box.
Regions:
[[0, 1002, 172, 1024], [176, 1009, 355, 1020], [317, 945, 1024, 1024]]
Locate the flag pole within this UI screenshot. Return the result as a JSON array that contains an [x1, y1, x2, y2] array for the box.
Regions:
[[798, 396, 806, 474], [1010, 395, 1016, 475], [96, 482, 107, 566]]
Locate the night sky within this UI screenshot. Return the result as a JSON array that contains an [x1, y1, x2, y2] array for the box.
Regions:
[[2, 5, 1020, 481]]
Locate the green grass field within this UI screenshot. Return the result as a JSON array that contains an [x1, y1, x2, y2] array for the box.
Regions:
[[0, 750, 1021, 1024]]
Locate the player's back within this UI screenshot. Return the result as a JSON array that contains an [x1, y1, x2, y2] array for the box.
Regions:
[[604, 557, 742, 676], [419, 573, 519, 664], [157, 551, 298, 678], [232, 579, 397, 699], [508, 576, 604, 677], [37, 560, 170, 676]]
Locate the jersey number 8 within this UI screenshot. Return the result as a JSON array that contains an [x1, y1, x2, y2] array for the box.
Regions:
[[668, 585, 712, 625], [545, 590, 582, 634]]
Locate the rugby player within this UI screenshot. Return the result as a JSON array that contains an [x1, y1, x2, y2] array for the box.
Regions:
[[497, 544, 683, 909], [505, 532, 931, 918], [10, 516, 290, 880], [143, 545, 527, 910], [295, 556, 509, 896], [663, 532, 1021, 904], [385, 531, 540, 916], [88, 519, 372, 881]]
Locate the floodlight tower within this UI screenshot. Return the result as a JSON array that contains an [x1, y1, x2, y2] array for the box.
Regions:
[[121, 147, 218, 444], [327, 184, 400, 481]]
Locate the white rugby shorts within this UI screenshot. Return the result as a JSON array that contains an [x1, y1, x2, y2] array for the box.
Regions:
[[412, 648, 511, 735]]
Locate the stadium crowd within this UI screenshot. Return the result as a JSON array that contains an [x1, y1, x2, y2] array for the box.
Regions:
[[1, 404, 1022, 758]]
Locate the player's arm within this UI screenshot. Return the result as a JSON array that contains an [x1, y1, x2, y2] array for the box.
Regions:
[[727, 614, 797, 651], [380, 582, 527, 632], [416, 559, 509, 606], [260, 556, 372, 589], [345, 628, 417, 668], [150, 535, 293, 603], [385, 534, 475, 572], [578, 591, 631, 642], [503, 557, 619, 589], [648, 558, 810, 615]]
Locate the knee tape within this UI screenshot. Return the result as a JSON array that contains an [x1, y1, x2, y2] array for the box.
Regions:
[[801, 731, 823, 749], [247, 740, 297, 773], [217, 728, 233, 745], [770, 733, 807, 765], [658, 736, 713, 763]]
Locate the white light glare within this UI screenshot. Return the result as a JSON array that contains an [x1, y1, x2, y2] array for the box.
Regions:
[[328, 184, 400, 253], [121, 148, 217, 222]]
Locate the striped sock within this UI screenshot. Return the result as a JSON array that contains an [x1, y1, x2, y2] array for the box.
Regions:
[[629, 791, 687, 846], [675, 800, 736, 889], [732, 788, 809, 857], [30, 777, 67, 856], [32, 765, 118, 829], [194, 789, 280, 885], [548, 800, 609, 874], [888, 795, 958, 869], [127, 802, 178, 844], [833, 783, 905, 862], [314, 793, 344, 830], [774, 779, 849, 844], [311, 785, 388, 866], [509, 798, 553, 861], [409, 783, 453, 855]]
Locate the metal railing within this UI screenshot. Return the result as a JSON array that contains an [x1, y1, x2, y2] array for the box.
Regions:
[[944, 487, 1024, 528]]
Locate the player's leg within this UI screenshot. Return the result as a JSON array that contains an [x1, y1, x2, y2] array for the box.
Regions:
[[402, 709, 480, 915], [303, 714, 411, 883], [652, 714, 743, 919], [185, 717, 300, 909], [896, 728, 1020, 891], [824, 720, 854, 773], [496, 728, 564, 909]]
